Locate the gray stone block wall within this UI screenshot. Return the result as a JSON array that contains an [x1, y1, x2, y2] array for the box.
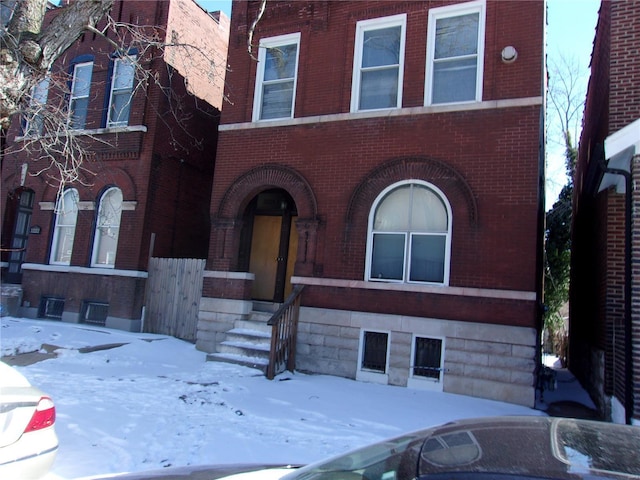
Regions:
[[295, 306, 537, 407]]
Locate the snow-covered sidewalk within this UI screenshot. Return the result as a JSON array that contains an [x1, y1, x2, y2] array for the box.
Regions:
[[1, 317, 545, 480]]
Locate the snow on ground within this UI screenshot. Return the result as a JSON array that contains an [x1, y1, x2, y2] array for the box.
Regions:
[[1, 316, 543, 480]]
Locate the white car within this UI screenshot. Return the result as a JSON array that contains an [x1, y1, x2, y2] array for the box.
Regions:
[[0, 360, 58, 479]]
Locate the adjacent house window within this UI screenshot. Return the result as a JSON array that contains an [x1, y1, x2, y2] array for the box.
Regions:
[[351, 14, 406, 112], [91, 187, 123, 268], [68, 61, 93, 129], [252, 33, 300, 121], [107, 56, 136, 127], [50, 189, 79, 265], [409, 336, 445, 389], [24, 76, 50, 136], [366, 181, 452, 285], [425, 1, 485, 105]]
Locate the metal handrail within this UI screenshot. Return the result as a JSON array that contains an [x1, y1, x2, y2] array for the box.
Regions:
[[266, 285, 304, 379]]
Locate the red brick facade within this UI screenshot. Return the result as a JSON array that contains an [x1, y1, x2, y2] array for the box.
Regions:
[[572, 0, 640, 424], [200, 0, 545, 405], [1, 0, 229, 330]]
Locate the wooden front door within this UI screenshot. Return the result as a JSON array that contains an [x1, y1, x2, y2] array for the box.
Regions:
[[245, 190, 298, 303]]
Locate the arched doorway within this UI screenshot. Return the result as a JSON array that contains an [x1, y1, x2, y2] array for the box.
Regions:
[[239, 189, 298, 303]]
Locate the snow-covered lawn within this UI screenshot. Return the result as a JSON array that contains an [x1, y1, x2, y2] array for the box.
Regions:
[[1, 317, 542, 480]]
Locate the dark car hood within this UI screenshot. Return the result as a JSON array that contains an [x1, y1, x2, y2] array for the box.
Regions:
[[86, 463, 299, 480]]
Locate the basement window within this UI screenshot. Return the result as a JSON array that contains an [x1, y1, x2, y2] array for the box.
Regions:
[[357, 330, 390, 384], [80, 301, 109, 326], [38, 296, 64, 320], [408, 336, 445, 391]]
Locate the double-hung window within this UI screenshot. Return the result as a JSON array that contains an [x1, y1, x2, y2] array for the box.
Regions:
[[425, 1, 485, 105], [107, 56, 136, 127], [91, 187, 123, 268], [252, 33, 300, 121], [50, 189, 79, 265], [366, 181, 452, 285], [24, 76, 50, 136], [68, 61, 93, 129], [351, 14, 406, 112]]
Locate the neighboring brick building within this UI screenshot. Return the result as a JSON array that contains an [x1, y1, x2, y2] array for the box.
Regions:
[[571, 0, 640, 424], [0, 0, 229, 330], [198, 0, 545, 406]]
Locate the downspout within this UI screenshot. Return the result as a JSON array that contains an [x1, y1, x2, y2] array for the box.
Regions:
[[599, 153, 633, 425]]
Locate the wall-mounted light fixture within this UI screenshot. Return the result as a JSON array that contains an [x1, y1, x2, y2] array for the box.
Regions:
[[501, 46, 518, 63]]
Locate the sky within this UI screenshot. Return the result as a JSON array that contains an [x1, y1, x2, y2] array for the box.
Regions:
[[0, 316, 598, 480], [197, 0, 600, 209]]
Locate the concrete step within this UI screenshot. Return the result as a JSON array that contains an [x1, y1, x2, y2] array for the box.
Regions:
[[218, 340, 270, 359], [206, 352, 268, 373], [225, 328, 271, 345]]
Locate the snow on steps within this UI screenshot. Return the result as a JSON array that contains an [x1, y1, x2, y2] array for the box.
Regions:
[[206, 307, 275, 374]]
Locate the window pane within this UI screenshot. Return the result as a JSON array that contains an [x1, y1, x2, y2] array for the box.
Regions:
[[52, 226, 75, 263], [414, 337, 442, 379], [362, 26, 401, 67], [359, 67, 399, 110], [72, 64, 93, 97], [261, 81, 294, 119], [93, 188, 122, 267], [432, 57, 477, 104], [69, 97, 89, 129], [435, 13, 479, 59], [109, 92, 132, 125], [410, 234, 446, 283], [264, 44, 298, 81], [371, 233, 405, 280], [374, 186, 410, 231], [362, 331, 388, 372], [113, 58, 135, 90], [411, 186, 448, 231]]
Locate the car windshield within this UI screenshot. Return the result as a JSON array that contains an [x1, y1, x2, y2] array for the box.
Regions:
[[281, 430, 426, 480]]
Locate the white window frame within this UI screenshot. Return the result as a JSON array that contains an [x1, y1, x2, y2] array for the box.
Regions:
[[408, 335, 445, 391], [68, 61, 93, 129], [24, 76, 50, 137], [424, 0, 485, 106], [252, 32, 301, 122], [351, 14, 406, 113], [356, 329, 390, 384], [49, 189, 79, 265], [365, 180, 453, 286], [107, 55, 136, 127], [91, 187, 123, 268]]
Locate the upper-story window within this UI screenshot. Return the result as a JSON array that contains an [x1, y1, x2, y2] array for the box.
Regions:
[[351, 14, 406, 112], [425, 1, 485, 105], [107, 56, 136, 127], [24, 76, 50, 137], [68, 61, 93, 129], [252, 33, 301, 121], [50, 188, 79, 265], [91, 187, 123, 268], [366, 181, 452, 285]]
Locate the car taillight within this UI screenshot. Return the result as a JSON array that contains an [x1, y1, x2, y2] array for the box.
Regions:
[[24, 397, 56, 433]]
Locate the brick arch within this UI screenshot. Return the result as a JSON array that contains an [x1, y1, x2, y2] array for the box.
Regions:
[[345, 156, 478, 232], [40, 167, 136, 202], [218, 164, 318, 219]]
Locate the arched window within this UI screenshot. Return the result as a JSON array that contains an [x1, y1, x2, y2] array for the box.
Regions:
[[366, 181, 452, 285], [50, 189, 79, 265], [91, 187, 123, 268]]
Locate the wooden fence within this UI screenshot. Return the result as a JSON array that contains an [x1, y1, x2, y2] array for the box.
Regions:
[[144, 257, 205, 341]]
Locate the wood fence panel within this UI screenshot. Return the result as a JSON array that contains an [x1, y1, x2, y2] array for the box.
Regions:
[[145, 257, 205, 341]]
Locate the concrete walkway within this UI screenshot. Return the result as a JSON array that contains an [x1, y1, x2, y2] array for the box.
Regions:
[[536, 357, 600, 420]]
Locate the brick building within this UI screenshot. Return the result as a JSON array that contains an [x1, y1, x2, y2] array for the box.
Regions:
[[571, 0, 640, 424], [0, 0, 229, 330], [198, 0, 546, 406]]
